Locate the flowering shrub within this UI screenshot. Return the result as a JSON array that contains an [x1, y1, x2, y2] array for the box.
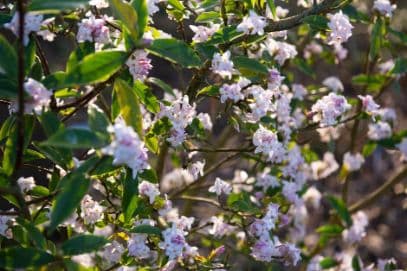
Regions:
[[0, 0, 405, 270]]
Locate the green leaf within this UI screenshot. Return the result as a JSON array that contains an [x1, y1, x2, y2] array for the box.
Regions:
[[352, 256, 361, 271], [197, 85, 220, 97], [316, 224, 344, 235], [168, 0, 185, 11], [110, 0, 139, 43], [122, 171, 140, 222], [41, 128, 107, 149], [195, 11, 220, 23], [133, 80, 160, 113], [207, 26, 244, 45], [62, 51, 128, 88], [66, 42, 95, 72], [139, 169, 158, 183], [49, 172, 90, 231], [147, 39, 202, 68], [232, 56, 268, 75], [303, 15, 329, 31], [320, 257, 338, 269], [16, 218, 47, 249], [0, 78, 17, 99], [0, 35, 17, 79], [362, 142, 377, 157], [38, 111, 64, 137], [113, 78, 143, 135], [2, 116, 34, 176], [327, 196, 352, 227], [388, 27, 407, 43], [61, 235, 108, 256], [0, 247, 54, 269], [342, 5, 370, 23], [147, 77, 174, 96], [131, 0, 148, 39], [227, 192, 259, 214], [351, 74, 387, 91], [293, 58, 315, 77], [392, 58, 407, 74], [28, 0, 88, 13], [266, 0, 276, 19], [370, 17, 384, 60], [88, 104, 110, 135], [131, 224, 161, 236]]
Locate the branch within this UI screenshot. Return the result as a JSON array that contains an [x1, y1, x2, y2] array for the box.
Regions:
[[349, 166, 407, 213]]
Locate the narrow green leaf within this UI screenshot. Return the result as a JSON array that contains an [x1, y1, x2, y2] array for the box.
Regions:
[[61, 235, 108, 256], [28, 0, 88, 13], [41, 128, 107, 149], [16, 218, 48, 249], [133, 80, 160, 113], [131, 0, 148, 39], [266, 0, 276, 19], [113, 78, 143, 135], [232, 56, 268, 75], [0, 78, 17, 99], [0, 247, 54, 269], [316, 224, 344, 235], [195, 11, 220, 23], [122, 170, 140, 222], [370, 17, 384, 60], [197, 85, 220, 97], [327, 196, 352, 227], [66, 42, 95, 72], [303, 15, 329, 31], [147, 39, 202, 68], [63, 51, 128, 88], [49, 172, 90, 231], [131, 224, 161, 236], [88, 104, 110, 135], [110, 0, 139, 43], [320, 257, 338, 269], [392, 58, 407, 74], [147, 77, 175, 96], [0, 35, 17, 79]]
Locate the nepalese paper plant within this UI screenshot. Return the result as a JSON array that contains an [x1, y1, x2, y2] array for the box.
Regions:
[[0, 0, 405, 269]]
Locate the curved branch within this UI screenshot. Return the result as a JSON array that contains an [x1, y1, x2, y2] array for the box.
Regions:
[[349, 166, 407, 213]]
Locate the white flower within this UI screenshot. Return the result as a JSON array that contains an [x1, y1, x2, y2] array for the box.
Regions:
[[146, 0, 161, 16], [159, 224, 186, 259], [263, 38, 297, 65], [282, 181, 302, 205], [80, 195, 104, 225], [197, 113, 213, 130], [322, 76, 344, 92], [304, 41, 323, 59], [249, 203, 279, 238], [268, 68, 285, 90], [77, 15, 110, 44], [253, 125, 286, 163], [327, 11, 353, 46], [367, 121, 392, 140], [358, 95, 380, 115], [292, 84, 307, 100], [190, 24, 220, 43], [373, 0, 396, 17], [219, 83, 244, 103], [342, 211, 369, 244], [138, 181, 160, 204], [311, 93, 351, 126], [89, 0, 109, 9], [377, 107, 396, 122], [102, 118, 149, 178], [246, 86, 274, 121], [128, 233, 152, 259], [0, 212, 14, 238], [256, 169, 280, 192], [10, 79, 53, 115], [126, 50, 153, 81], [17, 176, 35, 192], [303, 186, 322, 209], [161, 168, 194, 192], [72, 254, 94, 268], [159, 95, 196, 147], [208, 216, 236, 237], [343, 152, 365, 172], [102, 241, 125, 263], [307, 255, 324, 271], [333, 43, 348, 62], [378, 59, 395, 74], [251, 236, 281, 262], [208, 178, 232, 196], [211, 51, 235, 79], [237, 10, 267, 36], [187, 160, 205, 181], [310, 152, 339, 180], [266, 6, 289, 20], [4, 12, 43, 45], [396, 138, 407, 160]]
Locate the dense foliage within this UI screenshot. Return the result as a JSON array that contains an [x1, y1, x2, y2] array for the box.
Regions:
[[0, 0, 405, 270]]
